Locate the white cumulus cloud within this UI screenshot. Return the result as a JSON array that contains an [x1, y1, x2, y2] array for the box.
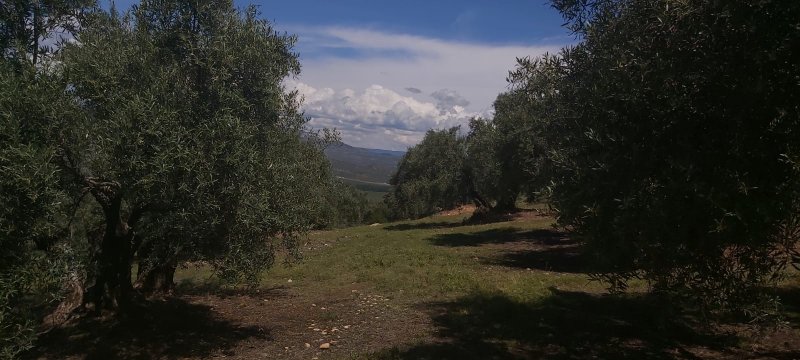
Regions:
[[284, 26, 565, 150], [291, 80, 479, 150]]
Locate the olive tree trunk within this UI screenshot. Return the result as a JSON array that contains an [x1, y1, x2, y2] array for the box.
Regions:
[[81, 180, 136, 312]]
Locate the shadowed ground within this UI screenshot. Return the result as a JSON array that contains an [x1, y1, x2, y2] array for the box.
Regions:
[[30, 295, 271, 359], [371, 289, 739, 360]]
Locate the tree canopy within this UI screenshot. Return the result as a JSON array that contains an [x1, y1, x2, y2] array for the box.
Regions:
[[1, 1, 93, 355], [386, 127, 467, 220], [509, 0, 800, 311], [1, 0, 342, 355], [387, 0, 800, 313], [56, 0, 338, 306]]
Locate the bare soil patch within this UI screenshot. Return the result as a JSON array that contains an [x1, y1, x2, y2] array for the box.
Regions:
[[30, 285, 431, 360], [435, 204, 476, 217]]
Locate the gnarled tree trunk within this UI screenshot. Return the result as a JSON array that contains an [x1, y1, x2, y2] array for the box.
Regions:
[[494, 192, 518, 213], [135, 261, 177, 295], [82, 180, 136, 313], [134, 238, 177, 296]]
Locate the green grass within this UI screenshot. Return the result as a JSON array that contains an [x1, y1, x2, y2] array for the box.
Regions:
[[174, 206, 654, 304], [255, 213, 605, 304]]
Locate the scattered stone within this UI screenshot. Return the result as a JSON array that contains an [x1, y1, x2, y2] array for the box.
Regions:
[[343, 325, 350, 329], [321, 330, 328, 335], [369, 223, 381, 226], [319, 343, 331, 349], [313, 328, 320, 331], [304, 343, 311, 348], [288, 279, 293, 283]]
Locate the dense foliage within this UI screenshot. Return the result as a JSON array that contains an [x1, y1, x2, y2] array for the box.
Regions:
[[58, 0, 336, 303], [1, 0, 344, 356], [509, 0, 800, 311], [386, 0, 800, 314], [386, 128, 468, 219], [386, 93, 551, 221], [1, 0, 93, 356], [0, 60, 74, 360], [464, 90, 551, 211]]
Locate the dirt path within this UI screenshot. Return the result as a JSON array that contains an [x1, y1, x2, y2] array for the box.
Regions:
[[31, 284, 432, 360], [183, 287, 431, 359]]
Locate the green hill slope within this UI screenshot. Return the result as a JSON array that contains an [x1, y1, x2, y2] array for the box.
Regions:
[[324, 143, 404, 185]]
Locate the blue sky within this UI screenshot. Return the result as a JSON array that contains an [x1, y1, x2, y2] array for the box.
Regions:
[[259, 1, 570, 45], [109, 0, 572, 150]]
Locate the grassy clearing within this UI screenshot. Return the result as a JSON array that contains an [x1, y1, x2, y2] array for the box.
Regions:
[[164, 210, 799, 359], [176, 213, 608, 316], [179, 212, 605, 304]]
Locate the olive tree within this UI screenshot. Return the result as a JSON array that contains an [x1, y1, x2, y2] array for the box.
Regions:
[[511, 0, 800, 312], [0, 60, 74, 360], [57, 0, 330, 310], [387, 112, 543, 220], [386, 127, 469, 219], [0, 0, 94, 66], [1, 1, 93, 356], [463, 90, 552, 212]]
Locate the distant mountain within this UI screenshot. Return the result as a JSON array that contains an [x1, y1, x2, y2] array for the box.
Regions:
[[324, 143, 405, 187]]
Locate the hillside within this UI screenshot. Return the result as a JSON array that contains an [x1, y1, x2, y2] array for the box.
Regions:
[[324, 143, 404, 186]]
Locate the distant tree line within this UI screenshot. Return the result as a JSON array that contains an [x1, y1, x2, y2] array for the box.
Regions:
[[385, 88, 548, 221], [319, 179, 389, 228], [0, 0, 372, 357], [387, 0, 799, 315]]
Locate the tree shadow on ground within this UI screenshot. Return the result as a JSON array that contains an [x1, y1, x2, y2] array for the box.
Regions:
[[371, 289, 739, 360], [487, 245, 588, 273], [432, 227, 593, 273], [175, 282, 290, 300], [384, 221, 466, 231], [28, 296, 270, 360], [430, 228, 568, 247], [384, 209, 536, 231]]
